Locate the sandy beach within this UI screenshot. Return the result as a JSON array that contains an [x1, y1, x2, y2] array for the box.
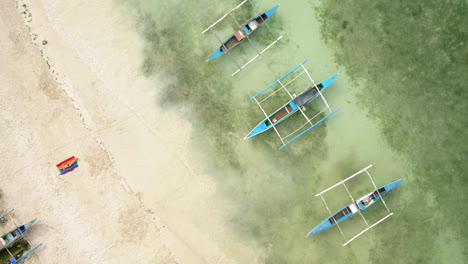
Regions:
[[0, 0, 261, 263]]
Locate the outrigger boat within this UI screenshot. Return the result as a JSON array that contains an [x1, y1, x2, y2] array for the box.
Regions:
[[207, 5, 279, 60], [0, 219, 37, 250], [311, 165, 405, 246], [245, 74, 338, 139], [202, 0, 283, 76], [308, 179, 404, 236], [0, 209, 42, 263], [246, 60, 340, 150]]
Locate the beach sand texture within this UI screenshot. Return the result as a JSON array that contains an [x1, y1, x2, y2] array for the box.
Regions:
[[0, 0, 262, 263], [0, 0, 177, 263]]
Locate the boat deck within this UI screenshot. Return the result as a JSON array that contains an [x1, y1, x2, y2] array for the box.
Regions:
[[269, 104, 293, 124], [293, 84, 323, 107], [222, 36, 241, 51], [254, 14, 268, 25], [329, 206, 352, 224], [368, 187, 386, 200]]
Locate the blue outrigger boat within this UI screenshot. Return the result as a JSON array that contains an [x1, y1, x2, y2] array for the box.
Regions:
[[0, 210, 42, 263], [245, 73, 339, 139], [308, 178, 404, 237], [0, 219, 37, 250], [207, 5, 280, 60], [246, 60, 340, 150]]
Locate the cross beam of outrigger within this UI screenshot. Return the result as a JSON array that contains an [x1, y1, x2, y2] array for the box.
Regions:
[[202, 0, 282, 76]]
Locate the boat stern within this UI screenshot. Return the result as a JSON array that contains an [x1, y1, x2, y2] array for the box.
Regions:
[[19, 218, 38, 232], [207, 48, 225, 61], [264, 5, 280, 18], [307, 218, 333, 237], [382, 178, 405, 192], [245, 119, 271, 139], [320, 73, 339, 89]]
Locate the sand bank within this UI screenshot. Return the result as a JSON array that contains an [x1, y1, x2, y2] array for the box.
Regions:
[[0, 0, 260, 263]]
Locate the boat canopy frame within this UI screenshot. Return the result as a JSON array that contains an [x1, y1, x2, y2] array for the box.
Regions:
[[314, 165, 393, 246], [202, 0, 282, 76], [0, 209, 42, 263], [249, 60, 340, 150]]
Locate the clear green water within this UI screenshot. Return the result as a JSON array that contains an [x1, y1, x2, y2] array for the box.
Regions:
[[119, 0, 466, 263]]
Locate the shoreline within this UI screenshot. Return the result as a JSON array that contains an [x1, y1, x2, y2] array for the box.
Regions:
[[0, 0, 177, 262], [1, 0, 261, 263]]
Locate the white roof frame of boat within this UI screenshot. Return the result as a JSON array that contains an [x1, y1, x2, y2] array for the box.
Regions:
[[250, 59, 340, 150], [314, 165, 393, 246], [0, 209, 43, 263], [202, 0, 283, 76]]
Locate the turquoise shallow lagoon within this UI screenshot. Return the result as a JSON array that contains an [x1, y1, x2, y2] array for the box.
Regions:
[[120, 0, 466, 262]]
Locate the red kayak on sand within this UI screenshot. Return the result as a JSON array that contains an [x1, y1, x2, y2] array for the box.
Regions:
[[56, 156, 78, 175]]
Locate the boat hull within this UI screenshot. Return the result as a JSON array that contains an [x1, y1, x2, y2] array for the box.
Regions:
[[208, 5, 280, 60]]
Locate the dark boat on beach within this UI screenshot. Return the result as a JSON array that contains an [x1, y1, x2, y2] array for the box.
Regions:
[[0, 219, 37, 251]]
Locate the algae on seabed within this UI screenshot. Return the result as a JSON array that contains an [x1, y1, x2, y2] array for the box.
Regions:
[[317, 0, 467, 263]]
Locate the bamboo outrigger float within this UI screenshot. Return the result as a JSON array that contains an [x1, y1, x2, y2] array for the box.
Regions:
[[202, 0, 282, 76], [309, 165, 405, 246]]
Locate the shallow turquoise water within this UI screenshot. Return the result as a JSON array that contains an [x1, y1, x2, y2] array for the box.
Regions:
[[120, 0, 467, 263]]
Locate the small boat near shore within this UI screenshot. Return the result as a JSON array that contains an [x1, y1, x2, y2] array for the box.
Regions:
[[311, 165, 405, 246], [246, 60, 340, 149], [208, 5, 280, 60], [0, 210, 42, 263], [308, 179, 404, 236], [0, 219, 37, 251], [245, 74, 339, 139]]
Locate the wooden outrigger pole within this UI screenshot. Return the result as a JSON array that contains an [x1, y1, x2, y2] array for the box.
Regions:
[[201, 0, 249, 34], [251, 96, 286, 145], [315, 165, 375, 197], [231, 35, 283, 76], [202, 0, 282, 76]]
